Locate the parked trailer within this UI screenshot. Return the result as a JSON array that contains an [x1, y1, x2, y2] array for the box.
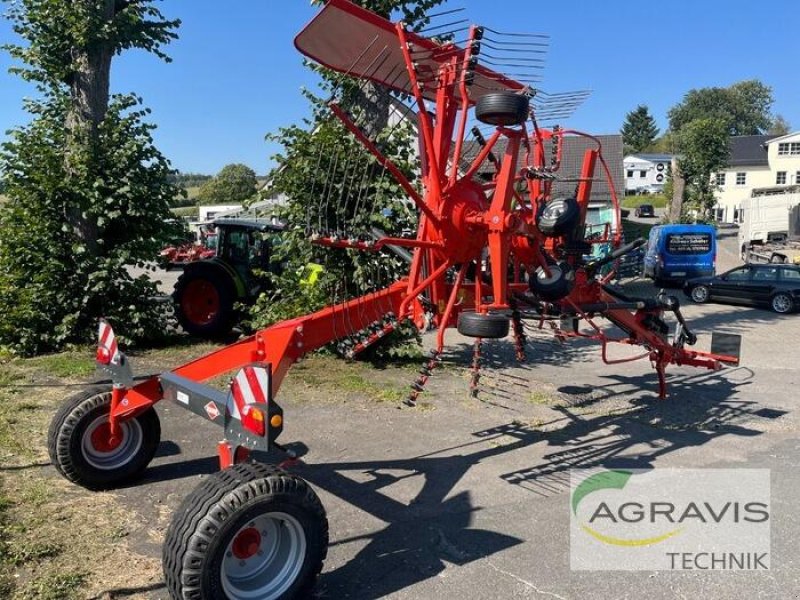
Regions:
[[739, 192, 800, 263]]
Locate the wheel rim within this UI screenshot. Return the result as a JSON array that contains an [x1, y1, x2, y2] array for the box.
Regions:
[[691, 286, 709, 303], [81, 416, 143, 470], [773, 295, 791, 313], [537, 265, 563, 285], [221, 512, 307, 600], [181, 279, 220, 326]]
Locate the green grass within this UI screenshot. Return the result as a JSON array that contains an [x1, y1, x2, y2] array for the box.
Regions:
[[20, 572, 87, 600], [26, 351, 95, 379], [171, 205, 199, 218], [621, 194, 668, 209]]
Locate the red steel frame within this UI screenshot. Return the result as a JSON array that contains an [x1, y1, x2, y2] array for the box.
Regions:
[[100, 0, 738, 465]]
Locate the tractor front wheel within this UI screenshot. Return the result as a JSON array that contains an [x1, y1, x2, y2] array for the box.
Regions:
[[163, 463, 328, 600], [47, 386, 161, 490], [174, 268, 237, 338]]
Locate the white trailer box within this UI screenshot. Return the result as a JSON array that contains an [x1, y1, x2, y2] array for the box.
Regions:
[[738, 193, 800, 250]]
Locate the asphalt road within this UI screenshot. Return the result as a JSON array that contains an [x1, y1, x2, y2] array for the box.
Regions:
[[114, 230, 800, 599]]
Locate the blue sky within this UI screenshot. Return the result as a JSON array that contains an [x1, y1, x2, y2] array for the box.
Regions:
[[1, 0, 798, 175]]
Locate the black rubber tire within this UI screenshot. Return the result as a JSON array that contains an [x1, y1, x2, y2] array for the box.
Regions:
[[537, 197, 581, 237], [530, 262, 575, 301], [47, 386, 160, 491], [474, 92, 530, 127], [457, 312, 510, 338], [688, 285, 710, 304], [174, 266, 237, 338], [770, 253, 788, 264], [771, 292, 793, 314], [163, 462, 328, 600]]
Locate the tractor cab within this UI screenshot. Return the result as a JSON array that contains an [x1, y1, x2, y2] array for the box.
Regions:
[[213, 219, 283, 290], [173, 218, 284, 337]]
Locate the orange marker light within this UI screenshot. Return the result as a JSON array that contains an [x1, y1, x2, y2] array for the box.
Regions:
[[270, 414, 283, 429]]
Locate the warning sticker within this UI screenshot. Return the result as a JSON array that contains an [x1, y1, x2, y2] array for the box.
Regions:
[[204, 401, 220, 421]]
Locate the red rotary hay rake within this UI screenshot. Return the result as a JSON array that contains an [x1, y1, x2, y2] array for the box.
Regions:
[[48, 1, 741, 598]]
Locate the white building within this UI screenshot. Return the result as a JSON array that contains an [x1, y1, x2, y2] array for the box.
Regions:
[[713, 132, 800, 223], [198, 204, 242, 222], [623, 153, 673, 194]]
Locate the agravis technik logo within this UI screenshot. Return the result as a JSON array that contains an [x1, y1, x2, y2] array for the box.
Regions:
[[569, 469, 770, 571]]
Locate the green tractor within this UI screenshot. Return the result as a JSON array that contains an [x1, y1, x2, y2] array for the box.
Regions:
[[173, 219, 285, 338]]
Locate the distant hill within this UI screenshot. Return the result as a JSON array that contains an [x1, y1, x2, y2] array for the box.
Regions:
[[167, 172, 213, 189]]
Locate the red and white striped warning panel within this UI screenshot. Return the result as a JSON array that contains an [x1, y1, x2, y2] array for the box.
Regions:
[[97, 319, 121, 365], [228, 366, 271, 420]]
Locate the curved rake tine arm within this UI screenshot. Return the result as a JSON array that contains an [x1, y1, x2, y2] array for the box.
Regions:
[[329, 103, 440, 228], [398, 259, 453, 319], [462, 129, 503, 181], [396, 23, 443, 202], [449, 25, 481, 187], [436, 262, 469, 351]]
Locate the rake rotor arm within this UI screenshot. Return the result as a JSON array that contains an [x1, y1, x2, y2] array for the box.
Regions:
[[109, 281, 413, 424], [328, 103, 439, 227]]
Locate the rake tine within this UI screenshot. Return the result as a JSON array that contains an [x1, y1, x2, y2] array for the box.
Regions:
[[419, 18, 469, 34], [483, 27, 549, 39], [425, 6, 467, 20]]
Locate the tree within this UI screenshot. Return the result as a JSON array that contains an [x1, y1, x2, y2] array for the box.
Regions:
[[197, 163, 258, 205], [621, 105, 659, 154], [769, 114, 792, 136], [0, 1, 181, 354], [249, 0, 445, 331], [668, 80, 774, 136], [676, 119, 730, 218]]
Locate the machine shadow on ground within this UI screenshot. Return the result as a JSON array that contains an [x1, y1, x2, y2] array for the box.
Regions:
[[292, 365, 781, 598]]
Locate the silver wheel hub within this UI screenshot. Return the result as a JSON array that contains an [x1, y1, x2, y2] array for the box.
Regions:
[[81, 415, 143, 470], [692, 287, 708, 302], [774, 295, 791, 312], [221, 512, 307, 600]]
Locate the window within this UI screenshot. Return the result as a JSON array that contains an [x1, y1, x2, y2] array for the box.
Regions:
[[715, 173, 726, 186], [796, 171, 800, 185], [780, 268, 800, 281], [777, 171, 787, 185], [752, 267, 779, 282], [627, 170, 634, 178], [736, 172, 747, 186], [725, 267, 752, 281], [639, 170, 647, 178], [777, 142, 800, 156]]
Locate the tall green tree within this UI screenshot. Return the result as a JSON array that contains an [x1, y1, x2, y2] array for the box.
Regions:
[[0, 0, 181, 354], [250, 0, 444, 330], [677, 119, 730, 218], [668, 80, 775, 136], [197, 163, 258, 205], [621, 105, 659, 154]]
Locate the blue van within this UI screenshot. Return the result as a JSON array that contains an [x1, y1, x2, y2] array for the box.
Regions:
[[642, 224, 716, 286]]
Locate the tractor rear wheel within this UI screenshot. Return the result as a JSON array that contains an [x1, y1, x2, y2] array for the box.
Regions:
[[47, 386, 160, 490], [475, 92, 530, 127], [163, 463, 328, 600], [174, 267, 237, 338]]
